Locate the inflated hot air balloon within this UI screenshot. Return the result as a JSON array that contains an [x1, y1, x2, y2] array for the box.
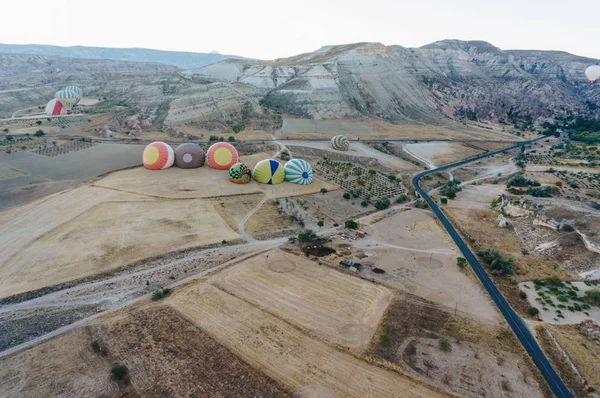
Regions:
[[64, 86, 82, 105], [206, 142, 238, 170], [45, 99, 66, 116], [284, 159, 313, 185], [143, 142, 174, 170], [228, 162, 252, 184], [174, 143, 205, 169], [330, 135, 349, 151], [54, 89, 78, 114], [253, 159, 285, 185], [585, 65, 600, 83]]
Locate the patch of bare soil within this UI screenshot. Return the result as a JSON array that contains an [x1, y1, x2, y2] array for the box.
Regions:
[[369, 294, 545, 398], [92, 306, 288, 397]]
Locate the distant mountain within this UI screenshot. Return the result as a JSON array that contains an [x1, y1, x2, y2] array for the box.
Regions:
[[0, 44, 248, 69]]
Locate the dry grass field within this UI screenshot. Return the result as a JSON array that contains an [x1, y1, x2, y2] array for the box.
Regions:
[[403, 142, 482, 167], [210, 250, 392, 351], [211, 195, 293, 235], [168, 282, 448, 398]]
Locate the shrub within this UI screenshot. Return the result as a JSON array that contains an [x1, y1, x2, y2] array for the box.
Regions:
[[380, 333, 392, 346], [317, 220, 324, 227], [476, 248, 513, 275], [298, 229, 317, 243], [440, 197, 448, 205], [527, 307, 540, 317], [34, 129, 45, 137], [222, 239, 227, 244], [439, 180, 462, 199], [232, 124, 244, 133], [507, 174, 539, 188], [519, 291, 528, 299], [111, 365, 128, 381], [456, 257, 467, 268], [360, 200, 369, 207], [320, 188, 328, 194], [343, 192, 351, 200], [396, 194, 407, 203], [227, 136, 235, 142], [374, 198, 390, 210], [152, 288, 165, 300], [345, 220, 358, 229], [438, 338, 451, 352], [584, 289, 600, 306]]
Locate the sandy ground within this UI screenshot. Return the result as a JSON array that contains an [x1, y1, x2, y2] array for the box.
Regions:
[[0, 186, 239, 299], [447, 183, 506, 209], [354, 210, 500, 323], [280, 118, 373, 134], [211, 195, 293, 235], [259, 175, 339, 198], [94, 166, 263, 199], [0, 329, 117, 397], [303, 190, 375, 223], [0, 165, 26, 181], [520, 281, 600, 325], [404, 142, 481, 167], [168, 283, 447, 398], [210, 250, 392, 352]]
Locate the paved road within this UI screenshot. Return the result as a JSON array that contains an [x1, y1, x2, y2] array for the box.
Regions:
[[412, 137, 574, 398]]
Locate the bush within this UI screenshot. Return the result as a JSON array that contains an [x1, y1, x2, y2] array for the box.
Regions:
[[34, 129, 45, 137], [345, 220, 358, 229], [526, 186, 553, 197], [209, 135, 219, 141], [584, 289, 600, 306], [343, 192, 351, 200], [456, 257, 467, 268], [360, 200, 369, 207], [396, 194, 407, 203], [5, 135, 14, 141], [507, 174, 539, 188], [477, 248, 513, 275], [440, 197, 448, 205], [36, 120, 42, 125], [374, 198, 390, 210], [527, 307, 540, 317], [232, 124, 244, 134], [152, 288, 165, 300], [519, 291, 528, 299], [439, 180, 462, 199], [380, 333, 392, 346], [111, 365, 128, 381], [317, 220, 324, 227], [227, 136, 235, 142], [298, 229, 317, 243], [222, 239, 227, 244], [320, 188, 328, 194], [438, 338, 452, 352]]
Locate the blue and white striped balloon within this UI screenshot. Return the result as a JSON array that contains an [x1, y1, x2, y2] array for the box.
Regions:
[[330, 135, 349, 151], [284, 158, 313, 185]]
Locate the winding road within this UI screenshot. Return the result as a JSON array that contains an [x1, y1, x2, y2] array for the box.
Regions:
[[412, 136, 573, 398]]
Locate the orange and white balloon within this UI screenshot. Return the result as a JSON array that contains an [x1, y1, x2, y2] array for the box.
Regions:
[[142, 142, 174, 170], [206, 142, 238, 170]]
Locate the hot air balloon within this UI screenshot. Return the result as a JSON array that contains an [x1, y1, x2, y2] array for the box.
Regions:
[[330, 135, 349, 151], [54, 90, 78, 114], [174, 143, 205, 169], [64, 86, 82, 105], [586, 65, 600, 83], [253, 159, 285, 185], [284, 159, 313, 185], [143, 142, 174, 170], [206, 142, 238, 170], [228, 162, 252, 184], [45, 99, 66, 116]]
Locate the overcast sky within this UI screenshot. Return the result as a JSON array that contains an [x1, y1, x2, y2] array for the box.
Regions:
[[2, 0, 598, 60]]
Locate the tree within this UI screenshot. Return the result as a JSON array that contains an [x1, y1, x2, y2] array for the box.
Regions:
[[232, 124, 244, 134], [345, 220, 358, 229], [374, 198, 390, 210], [456, 257, 467, 268], [34, 130, 45, 137], [111, 365, 128, 381], [218, 136, 224, 142], [35, 120, 42, 125], [527, 307, 540, 317], [396, 194, 407, 203], [343, 192, 351, 200], [440, 197, 448, 205], [320, 188, 328, 194], [477, 248, 514, 275], [227, 136, 236, 142], [584, 290, 600, 306], [298, 229, 317, 243], [152, 288, 165, 300], [360, 200, 369, 207], [5, 135, 14, 141], [317, 220, 324, 227]]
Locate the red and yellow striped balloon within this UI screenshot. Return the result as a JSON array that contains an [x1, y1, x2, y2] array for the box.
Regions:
[[142, 142, 174, 170], [206, 142, 238, 170]]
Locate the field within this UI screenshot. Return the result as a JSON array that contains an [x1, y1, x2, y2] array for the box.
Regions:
[[168, 282, 447, 397], [302, 190, 375, 222], [210, 250, 392, 351], [280, 118, 373, 134], [403, 142, 482, 167], [0, 186, 239, 299]]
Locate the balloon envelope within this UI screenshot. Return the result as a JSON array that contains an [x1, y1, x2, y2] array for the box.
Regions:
[[55, 89, 78, 112], [45, 99, 66, 116], [206, 142, 238, 170], [143, 142, 174, 170], [174, 143, 205, 169], [586, 65, 600, 83], [284, 158, 313, 185], [228, 162, 252, 184], [253, 159, 285, 185], [330, 135, 349, 151], [64, 86, 82, 105]]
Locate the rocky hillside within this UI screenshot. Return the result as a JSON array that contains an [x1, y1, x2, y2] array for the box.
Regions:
[[186, 41, 600, 124], [0, 44, 247, 69]]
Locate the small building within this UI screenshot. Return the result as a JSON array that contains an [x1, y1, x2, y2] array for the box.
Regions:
[[355, 230, 366, 238]]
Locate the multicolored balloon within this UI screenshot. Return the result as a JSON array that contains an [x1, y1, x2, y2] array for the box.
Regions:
[[228, 162, 252, 184], [64, 86, 82, 105], [253, 159, 285, 185], [174, 143, 205, 169], [54, 89, 78, 113], [206, 142, 238, 170], [330, 135, 349, 151], [284, 159, 313, 185], [585, 65, 600, 83], [143, 142, 174, 170], [45, 99, 66, 116]]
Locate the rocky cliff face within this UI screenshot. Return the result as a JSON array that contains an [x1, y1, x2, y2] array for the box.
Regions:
[[186, 41, 600, 123]]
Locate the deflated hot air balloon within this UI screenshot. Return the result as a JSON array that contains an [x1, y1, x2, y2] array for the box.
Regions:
[[55, 90, 78, 114], [174, 143, 205, 169], [253, 159, 285, 185], [143, 142, 174, 170], [207, 142, 238, 170], [586, 65, 600, 83], [45, 99, 66, 116], [228, 162, 252, 184], [284, 159, 313, 185], [64, 86, 82, 105], [330, 135, 349, 151]]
